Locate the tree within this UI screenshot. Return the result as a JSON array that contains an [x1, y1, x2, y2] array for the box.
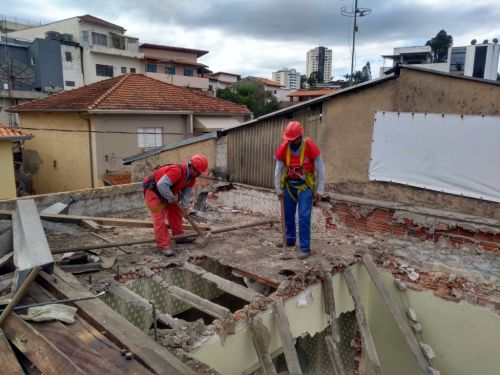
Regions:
[[216, 81, 279, 118], [307, 71, 324, 88], [426, 30, 453, 63], [300, 74, 307, 89], [344, 62, 371, 85]]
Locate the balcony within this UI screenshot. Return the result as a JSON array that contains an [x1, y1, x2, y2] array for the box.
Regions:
[[146, 72, 209, 90], [89, 44, 144, 59]]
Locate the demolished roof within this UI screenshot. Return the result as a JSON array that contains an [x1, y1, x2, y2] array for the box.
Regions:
[[8, 74, 251, 114]]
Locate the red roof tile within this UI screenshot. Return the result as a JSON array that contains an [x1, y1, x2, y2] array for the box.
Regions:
[[9, 74, 250, 114], [288, 89, 340, 97], [79, 14, 125, 32], [103, 172, 132, 186], [249, 77, 284, 87], [0, 123, 33, 140]]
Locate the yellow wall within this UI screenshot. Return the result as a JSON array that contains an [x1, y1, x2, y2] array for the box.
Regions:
[[19, 112, 94, 194], [0, 141, 16, 199]]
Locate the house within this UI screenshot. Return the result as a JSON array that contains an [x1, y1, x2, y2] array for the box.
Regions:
[[234, 76, 291, 102], [140, 43, 210, 91], [125, 65, 500, 221], [287, 89, 339, 102], [8, 74, 251, 194], [381, 40, 500, 80], [205, 72, 241, 96], [0, 124, 32, 199], [8, 14, 143, 87]]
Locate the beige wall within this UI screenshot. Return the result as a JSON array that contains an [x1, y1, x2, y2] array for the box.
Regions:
[[131, 138, 216, 181], [94, 114, 187, 184], [19, 112, 93, 194], [0, 141, 17, 199], [141, 48, 198, 62], [322, 69, 500, 218]]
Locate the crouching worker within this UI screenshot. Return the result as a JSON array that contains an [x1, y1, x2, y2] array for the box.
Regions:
[[274, 121, 325, 260], [143, 154, 209, 256]]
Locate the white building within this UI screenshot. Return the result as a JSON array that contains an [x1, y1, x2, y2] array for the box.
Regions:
[[272, 68, 301, 90], [9, 14, 143, 88], [305, 46, 332, 83], [381, 40, 500, 81]]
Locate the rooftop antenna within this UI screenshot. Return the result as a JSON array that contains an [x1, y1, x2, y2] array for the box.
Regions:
[[341, 0, 372, 84]]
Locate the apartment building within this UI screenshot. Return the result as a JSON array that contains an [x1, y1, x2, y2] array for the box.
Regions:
[[8, 14, 143, 87], [272, 68, 301, 89], [305, 46, 332, 83]]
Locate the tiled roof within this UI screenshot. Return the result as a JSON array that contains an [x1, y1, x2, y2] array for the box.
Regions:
[[102, 172, 132, 186], [9, 74, 250, 114], [0, 124, 33, 141], [288, 89, 339, 97], [79, 14, 125, 31], [140, 43, 208, 57], [249, 77, 284, 87]]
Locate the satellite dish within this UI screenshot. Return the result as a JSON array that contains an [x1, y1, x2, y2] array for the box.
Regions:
[[0, 57, 36, 88]]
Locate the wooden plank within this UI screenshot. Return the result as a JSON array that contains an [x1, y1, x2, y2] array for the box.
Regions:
[[321, 272, 346, 375], [38, 267, 196, 375], [0, 209, 209, 231], [26, 283, 153, 375], [89, 232, 131, 254], [80, 219, 102, 232], [3, 313, 86, 374], [183, 262, 262, 302], [0, 328, 23, 375], [249, 315, 278, 375], [344, 267, 382, 375], [362, 254, 432, 374], [274, 298, 302, 375]]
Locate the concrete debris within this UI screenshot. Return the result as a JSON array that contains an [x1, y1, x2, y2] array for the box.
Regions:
[[419, 342, 436, 362], [408, 271, 420, 282], [406, 308, 419, 323], [428, 367, 441, 375], [411, 322, 423, 334], [394, 278, 407, 291]]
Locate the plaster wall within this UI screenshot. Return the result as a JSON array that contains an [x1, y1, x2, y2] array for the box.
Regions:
[[93, 114, 186, 182], [130, 138, 216, 181], [0, 142, 16, 199], [18, 112, 93, 194]]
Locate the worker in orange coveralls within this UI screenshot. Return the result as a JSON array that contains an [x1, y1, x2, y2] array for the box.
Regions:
[[142, 154, 208, 256]]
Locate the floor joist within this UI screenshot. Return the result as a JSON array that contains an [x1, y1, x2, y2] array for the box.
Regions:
[[274, 298, 302, 375], [249, 315, 278, 375]]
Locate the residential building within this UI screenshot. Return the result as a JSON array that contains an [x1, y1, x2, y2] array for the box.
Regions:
[[140, 43, 210, 91], [305, 46, 332, 83], [8, 14, 143, 87], [8, 74, 251, 194], [272, 68, 301, 90], [287, 88, 339, 102], [0, 36, 63, 124], [235, 76, 291, 102], [0, 123, 32, 199], [381, 40, 500, 81], [206, 71, 241, 96]]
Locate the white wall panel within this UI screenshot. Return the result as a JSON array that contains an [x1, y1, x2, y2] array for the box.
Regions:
[[369, 111, 500, 203]]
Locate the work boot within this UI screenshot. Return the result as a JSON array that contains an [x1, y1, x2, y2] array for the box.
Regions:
[[160, 248, 175, 257], [175, 237, 196, 244], [297, 251, 310, 260]]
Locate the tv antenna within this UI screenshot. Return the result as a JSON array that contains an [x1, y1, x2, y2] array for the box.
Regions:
[[341, 0, 372, 84]]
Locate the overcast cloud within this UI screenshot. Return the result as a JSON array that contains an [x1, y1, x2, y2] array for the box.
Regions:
[[2, 0, 499, 79]]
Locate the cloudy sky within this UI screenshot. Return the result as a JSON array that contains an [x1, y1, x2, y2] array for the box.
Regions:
[[2, 0, 499, 79]]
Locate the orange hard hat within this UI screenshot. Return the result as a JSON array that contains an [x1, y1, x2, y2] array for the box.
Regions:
[[283, 121, 304, 141], [190, 154, 209, 175]]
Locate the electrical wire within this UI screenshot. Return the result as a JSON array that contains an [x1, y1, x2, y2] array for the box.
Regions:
[[16, 126, 206, 136]]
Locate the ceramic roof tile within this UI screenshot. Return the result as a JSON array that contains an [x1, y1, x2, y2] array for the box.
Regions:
[[0, 123, 33, 140]]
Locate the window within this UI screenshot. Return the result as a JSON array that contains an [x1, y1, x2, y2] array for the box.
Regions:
[[112, 35, 125, 49], [65, 80, 75, 87], [183, 68, 193, 77], [65, 52, 72, 62], [92, 32, 107, 46], [130, 67, 136, 73], [81, 31, 89, 44], [121, 67, 127, 74], [96, 64, 114, 77], [146, 64, 157, 73], [165, 66, 175, 75], [137, 128, 162, 148], [450, 47, 466, 72]]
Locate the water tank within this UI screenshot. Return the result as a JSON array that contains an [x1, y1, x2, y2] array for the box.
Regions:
[[45, 31, 61, 40]]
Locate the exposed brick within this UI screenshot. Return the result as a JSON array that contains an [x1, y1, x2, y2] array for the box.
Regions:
[[373, 210, 394, 221], [480, 241, 497, 252], [392, 226, 407, 235], [356, 219, 368, 230], [475, 232, 494, 242], [366, 219, 382, 232], [381, 223, 393, 233]]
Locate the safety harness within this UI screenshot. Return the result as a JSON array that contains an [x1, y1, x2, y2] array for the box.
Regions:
[[143, 164, 185, 211], [280, 137, 316, 202]]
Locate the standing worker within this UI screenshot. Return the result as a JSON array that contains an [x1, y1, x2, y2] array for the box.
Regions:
[[274, 121, 325, 259], [143, 154, 209, 256]]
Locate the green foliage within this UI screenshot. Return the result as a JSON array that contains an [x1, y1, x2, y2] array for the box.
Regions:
[[216, 81, 279, 118], [344, 62, 371, 85], [300, 74, 307, 89], [307, 71, 324, 88], [426, 30, 453, 63]]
